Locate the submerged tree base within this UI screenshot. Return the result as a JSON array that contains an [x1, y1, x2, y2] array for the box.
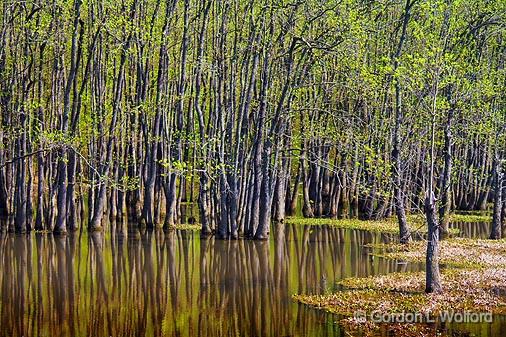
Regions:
[[293, 237, 506, 336]]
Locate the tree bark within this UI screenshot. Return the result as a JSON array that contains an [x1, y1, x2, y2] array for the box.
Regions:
[[391, 0, 414, 244], [490, 157, 503, 239], [425, 191, 443, 293]]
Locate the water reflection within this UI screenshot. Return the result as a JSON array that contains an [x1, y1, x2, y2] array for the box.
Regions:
[[0, 225, 429, 337], [451, 221, 491, 239]]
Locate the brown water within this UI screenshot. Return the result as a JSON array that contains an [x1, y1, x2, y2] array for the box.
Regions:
[[0, 223, 503, 337]]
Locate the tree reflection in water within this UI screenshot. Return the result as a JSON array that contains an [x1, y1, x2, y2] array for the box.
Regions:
[[1, 224, 425, 337]]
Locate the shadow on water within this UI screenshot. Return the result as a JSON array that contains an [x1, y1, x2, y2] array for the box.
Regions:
[[0, 222, 502, 336]]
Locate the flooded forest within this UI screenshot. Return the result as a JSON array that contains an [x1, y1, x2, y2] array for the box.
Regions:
[[1, 0, 506, 336]]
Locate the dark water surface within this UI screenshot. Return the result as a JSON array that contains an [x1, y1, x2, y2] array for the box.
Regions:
[[0, 222, 503, 336]]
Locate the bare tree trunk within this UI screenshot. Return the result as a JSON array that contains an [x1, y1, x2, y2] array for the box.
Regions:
[[195, 0, 212, 236], [287, 162, 300, 216], [425, 191, 443, 293], [54, 0, 82, 234], [392, 0, 414, 244], [301, 150, 314, 218], [425, 67, 442, 294], [490, 156, 503, 239], [34, 121, 45, 230], [141, 0, 175, 229], [438, 104, 454, 239], [14, 114, 27, 233], [273, 156, 288, 222], [89, 1, 135, 231]]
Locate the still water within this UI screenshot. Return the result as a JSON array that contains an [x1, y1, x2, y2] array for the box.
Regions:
[[0, 222, 502, 336], [450, 221, 491, 239]]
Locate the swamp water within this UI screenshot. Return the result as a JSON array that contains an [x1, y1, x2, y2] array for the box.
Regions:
[[0, 222, 504, 336]]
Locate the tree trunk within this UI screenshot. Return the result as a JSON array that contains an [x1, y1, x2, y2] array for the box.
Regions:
[[438, 104, 454, 239], [391, 0, 414, 244], [425, 191, 443, 293], [490, 157, 503, 239]]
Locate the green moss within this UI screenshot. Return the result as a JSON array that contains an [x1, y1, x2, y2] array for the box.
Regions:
[[286, 216, 460, 235], [407, 212, 491, 224], [174, 224, 201, 231], [285, 217, 401, 234], [408, 212, 492, 223], [449, 213, 492, 223]]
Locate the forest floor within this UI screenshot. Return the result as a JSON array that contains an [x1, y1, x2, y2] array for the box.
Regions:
[[293, 237, 506, 336]]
